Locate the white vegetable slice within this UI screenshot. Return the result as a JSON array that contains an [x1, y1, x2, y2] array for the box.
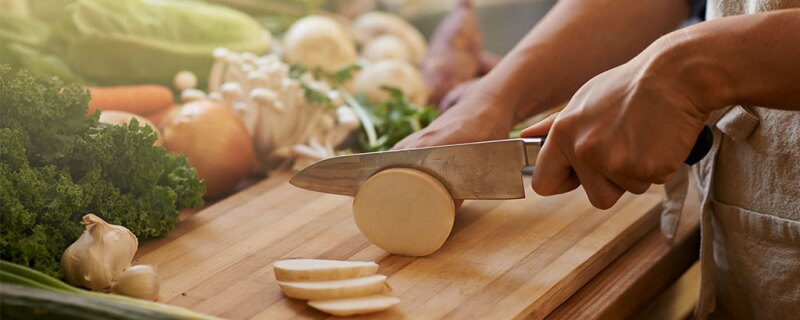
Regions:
[[308, 294, 400, 316], [278, 275, 388, 300], [353, 168, 455, 257], [273, 259, 379, 282]]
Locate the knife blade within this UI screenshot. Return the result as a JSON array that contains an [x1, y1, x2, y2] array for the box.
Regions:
[[290, 126, 713, 200], [290, 138, 545, 200]]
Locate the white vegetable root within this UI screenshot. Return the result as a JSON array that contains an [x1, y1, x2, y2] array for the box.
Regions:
[[353, 168, 455, 257], [352, 60, 429, 105], [353, 11, 427, 65], [278, 275, 388, 300], [361, 35, 412, 63], [274, 259, 379, 282], [308, 294, 399, 316], [283, 15, 357, 72]]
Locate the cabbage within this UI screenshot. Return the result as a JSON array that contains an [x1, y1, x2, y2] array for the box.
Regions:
[[48, 0, 270, 87]]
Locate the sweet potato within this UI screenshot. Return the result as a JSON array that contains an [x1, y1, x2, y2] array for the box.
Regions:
[[421, 0, 482, 106]]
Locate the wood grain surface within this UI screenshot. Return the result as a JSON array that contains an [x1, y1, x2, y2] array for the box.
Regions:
[[546, 175, 701, 320], [136, 173, 663, 319]]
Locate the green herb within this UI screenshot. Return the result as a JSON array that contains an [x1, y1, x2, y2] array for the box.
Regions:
[[289, 63, 362, 109], [298, 80, 335, 110], [0, 66, 204, 277], [349, 86, 438, 152], [289, 63, 361, 85], [325, 64, 361, 87]]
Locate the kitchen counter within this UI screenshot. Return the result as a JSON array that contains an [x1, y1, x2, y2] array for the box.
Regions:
[[135, 172, 698, 319]]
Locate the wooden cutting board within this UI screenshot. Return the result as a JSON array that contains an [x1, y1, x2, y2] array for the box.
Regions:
[[136, 172, 662, 319]]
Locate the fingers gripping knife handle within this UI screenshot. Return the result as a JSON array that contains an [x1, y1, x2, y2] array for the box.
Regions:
[[521, 125, 714, 168]]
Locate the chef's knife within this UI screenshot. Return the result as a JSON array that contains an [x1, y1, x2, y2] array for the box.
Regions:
[[290, 126, 713, 200]]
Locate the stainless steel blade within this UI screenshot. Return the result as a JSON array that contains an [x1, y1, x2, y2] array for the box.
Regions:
[[290, 138, 543, 199]]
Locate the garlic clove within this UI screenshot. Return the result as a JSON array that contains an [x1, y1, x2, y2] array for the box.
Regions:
[[61, 214, 138, 292], [112, 265, 160, 301]]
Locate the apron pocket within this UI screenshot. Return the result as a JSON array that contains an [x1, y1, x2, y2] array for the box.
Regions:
[[709, 200, 800, 319]]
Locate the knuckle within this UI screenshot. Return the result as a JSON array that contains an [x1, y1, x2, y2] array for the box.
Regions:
[[573, 140, 595, 164]]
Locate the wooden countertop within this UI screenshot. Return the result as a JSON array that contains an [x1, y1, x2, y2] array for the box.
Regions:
[[136, 172, 696, 319]]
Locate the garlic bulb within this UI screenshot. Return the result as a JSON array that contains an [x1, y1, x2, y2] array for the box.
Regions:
[[112, 265, 160, 301], [61, 214, 138, 292]]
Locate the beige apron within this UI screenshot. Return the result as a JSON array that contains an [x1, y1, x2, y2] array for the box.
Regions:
[[661, 1, 800, 319]]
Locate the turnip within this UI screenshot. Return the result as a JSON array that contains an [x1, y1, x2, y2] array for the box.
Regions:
[[361, 35, 412, 63], [353, 11, 427, 65], [353, 168, 456, 257], [282, 15, 357, 72], [352, 60, 429, 105]]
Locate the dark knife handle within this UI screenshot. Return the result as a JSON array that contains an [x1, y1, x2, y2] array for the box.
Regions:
[[525, 125, 713, 166], [685, 125, 713, 165]]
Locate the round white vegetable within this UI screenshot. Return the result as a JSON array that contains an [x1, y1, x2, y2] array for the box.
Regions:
[[308, 294, 399, 316], [283, 15, 357, 72], [353, 11, 427, 65], [273, 259, 379, 282], [352, 60, 429, 105], [361, 35, 412, 63], [353, 168, 455, 257], [278, 275, 388, 300]]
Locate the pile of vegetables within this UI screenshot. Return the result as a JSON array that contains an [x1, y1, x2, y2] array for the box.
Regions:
[[0, 66, 204, 277]]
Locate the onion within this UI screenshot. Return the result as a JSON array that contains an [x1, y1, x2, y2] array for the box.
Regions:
[[161, 101, 256, 197]]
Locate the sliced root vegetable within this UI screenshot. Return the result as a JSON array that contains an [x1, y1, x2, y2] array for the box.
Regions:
[[308, 294, 400, 316], [278, 275, 388, 300], [353, 168, 455, 256], [274, 259, 379, 282]]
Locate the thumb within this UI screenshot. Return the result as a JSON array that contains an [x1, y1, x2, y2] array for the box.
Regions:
[[520, 112, 559, 138]]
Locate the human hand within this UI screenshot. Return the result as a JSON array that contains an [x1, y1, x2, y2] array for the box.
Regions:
[[521, 55, 711, 209], [394, 80, 515, 150]]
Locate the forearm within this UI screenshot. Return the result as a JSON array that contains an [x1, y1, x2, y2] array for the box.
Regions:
[[479, 0, 691, 123], [657, 9, 800, 112]]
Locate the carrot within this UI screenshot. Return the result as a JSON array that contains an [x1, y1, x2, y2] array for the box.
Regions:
[[87, 85, 174, 115]]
